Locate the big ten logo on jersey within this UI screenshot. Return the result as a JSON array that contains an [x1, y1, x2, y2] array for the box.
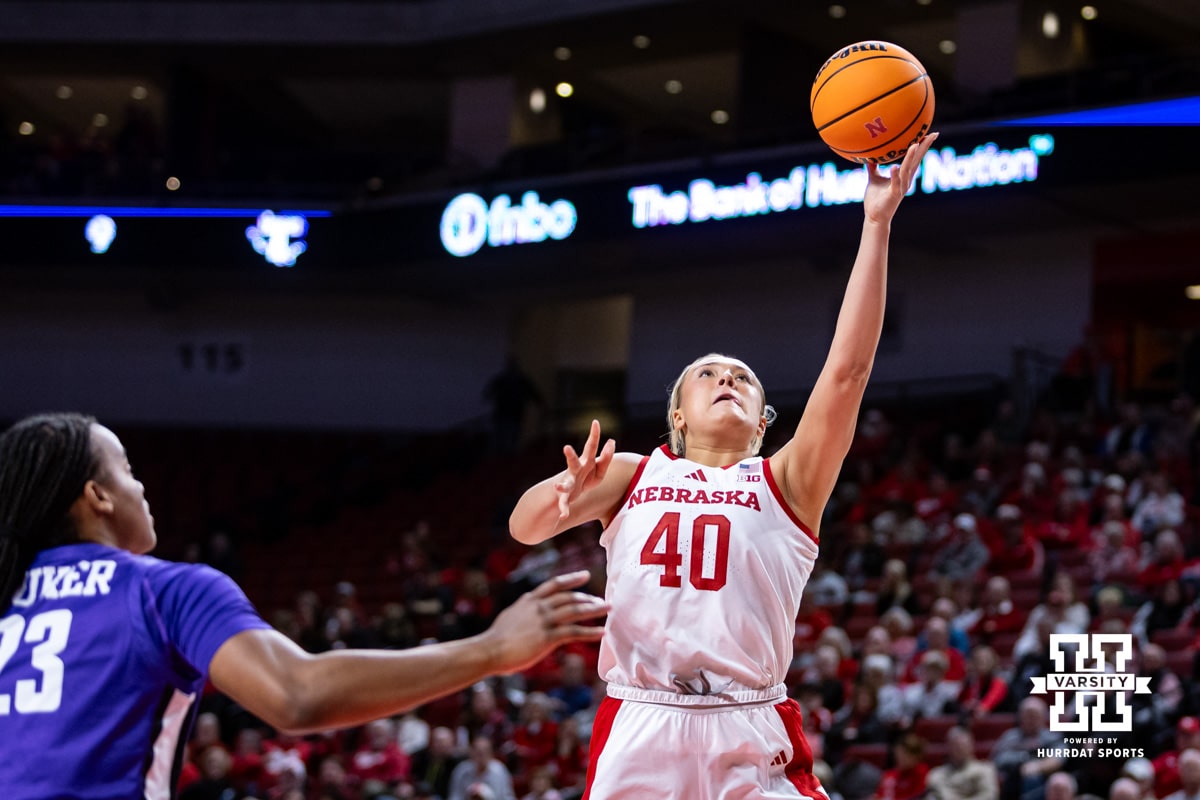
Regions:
[[1030, 634, 1151, 732], [737, 464, 761, 482]]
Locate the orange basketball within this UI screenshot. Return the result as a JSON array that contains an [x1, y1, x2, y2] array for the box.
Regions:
[[811, 41, 935, 165]]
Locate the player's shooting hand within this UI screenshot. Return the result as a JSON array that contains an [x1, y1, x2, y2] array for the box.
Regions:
[[484, 570, 608, 673], [554, 419, 616, 520], [863, 131, 939, 225]]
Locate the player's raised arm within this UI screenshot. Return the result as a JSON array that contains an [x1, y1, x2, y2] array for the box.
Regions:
[[510, 419, 641, 545], [771, 133, 938, 529]]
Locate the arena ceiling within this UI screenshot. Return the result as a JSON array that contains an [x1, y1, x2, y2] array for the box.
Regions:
[[0, 0, 1196, 173], [0, 0, 1195, 297]]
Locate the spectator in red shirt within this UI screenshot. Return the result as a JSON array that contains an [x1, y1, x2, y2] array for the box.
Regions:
[[1002, 461, 1057, 524], [873, 732, 929, 800], [961, 575, 1026, 640], [1154, 718, 1200, 798], [512, 692, 558, 775], [229, 727, 272, 797], [914, 471, 960, 524], [1138, 530, 1195, 592], [987, 504, 1043, 577], [958, 644, 1011, 719], [349, 717, 411, 788], [901, 617, 966, 685], [1036, 487, 1093, 551], [795, 591, 834, 655], [549, 717, 589, 796]]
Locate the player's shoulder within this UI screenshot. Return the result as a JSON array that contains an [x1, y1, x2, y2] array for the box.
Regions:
[[604, 450, 648, 491]]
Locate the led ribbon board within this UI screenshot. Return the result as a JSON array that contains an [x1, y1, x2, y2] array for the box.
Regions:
[[626, 134, 1055, 229]]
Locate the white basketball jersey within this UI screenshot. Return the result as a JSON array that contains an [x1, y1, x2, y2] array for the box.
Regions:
[[597, 445, 820, 702]]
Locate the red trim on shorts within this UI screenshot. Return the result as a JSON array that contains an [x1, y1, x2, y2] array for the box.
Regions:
[[762, 459, 819, 544], [581, 695, 623, 800], [774, 698, 826, 799]]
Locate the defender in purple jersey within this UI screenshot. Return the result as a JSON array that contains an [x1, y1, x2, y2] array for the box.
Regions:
[[0, 413, 608, 800]]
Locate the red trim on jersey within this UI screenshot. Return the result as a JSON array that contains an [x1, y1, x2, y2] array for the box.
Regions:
[[762, 459, 818, 544], [774, 698, 826, 799], [580, 695, 623, 800], [616, 454, 653, 508], [657, 443, 678, 460]]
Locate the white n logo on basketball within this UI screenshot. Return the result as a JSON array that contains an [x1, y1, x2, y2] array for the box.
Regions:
[[864, 116, 888, 138]]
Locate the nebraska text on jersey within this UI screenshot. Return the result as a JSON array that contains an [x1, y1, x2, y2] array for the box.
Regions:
[[626, 485, 763, 511]]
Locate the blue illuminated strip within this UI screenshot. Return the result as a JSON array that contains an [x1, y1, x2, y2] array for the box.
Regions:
[[995, 96, 1200, 126], [0, 205, 332, 218]]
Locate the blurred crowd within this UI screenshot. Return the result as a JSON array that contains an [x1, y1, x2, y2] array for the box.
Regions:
[[172, 383, 1200, 800]]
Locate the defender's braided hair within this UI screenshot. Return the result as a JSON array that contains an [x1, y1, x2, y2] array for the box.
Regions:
[[0, 413, 98, 612]]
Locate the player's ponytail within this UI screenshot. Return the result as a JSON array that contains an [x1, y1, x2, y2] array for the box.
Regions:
[[0, 413, 98, 613]]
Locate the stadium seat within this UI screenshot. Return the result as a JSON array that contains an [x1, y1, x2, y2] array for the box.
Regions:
[[972, 712, 1016, 742], [913, 715, 959, 742], [841, 743, 889, 769]]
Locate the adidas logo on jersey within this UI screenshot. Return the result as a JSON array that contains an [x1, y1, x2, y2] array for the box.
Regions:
[[771, 750, 789, 767], [684, 469, 707, 482]]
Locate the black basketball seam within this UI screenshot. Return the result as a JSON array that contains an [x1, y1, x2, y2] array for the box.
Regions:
[[814, 72, 929, 133], [832, 88, 932, 157], [811, 54, 922, 112]]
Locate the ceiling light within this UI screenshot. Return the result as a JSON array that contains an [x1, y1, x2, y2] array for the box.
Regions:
[[166, 176, 181, 191], [529, 87, 547, 113], [916, 0, 932, 5], [1081, 5, 1097, 20], [92, 113, 109, 128], [664, 79, 683, 95], [711, 109, 730, 125], [633, 35, 651, 49], [555, 82, 574, 98], [938, 39, 957, 54], [131, 85, 148, 100], [1042, 11, 1060, 38], [554, 46, 572, 61], [55, 85, 73, 100], [828, 4, 846, 18], [1187, 285, 1200, 300], [18, 121, 34, 136]]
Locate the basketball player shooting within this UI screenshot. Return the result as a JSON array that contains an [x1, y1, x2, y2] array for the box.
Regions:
[[510, 131, 939, 799]]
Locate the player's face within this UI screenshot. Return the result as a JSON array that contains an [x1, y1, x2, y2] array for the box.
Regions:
[[674, 358, 765, 444], [89, 424, 157, 554]]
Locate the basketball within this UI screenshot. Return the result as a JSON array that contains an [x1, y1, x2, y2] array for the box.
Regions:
[[811, 41, 935, 165]]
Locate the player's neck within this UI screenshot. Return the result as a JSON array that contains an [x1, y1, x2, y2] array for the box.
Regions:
[[683, 442, 752, 468]]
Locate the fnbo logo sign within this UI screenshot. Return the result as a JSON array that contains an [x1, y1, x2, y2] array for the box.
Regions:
[[440, 191, 577, 257]]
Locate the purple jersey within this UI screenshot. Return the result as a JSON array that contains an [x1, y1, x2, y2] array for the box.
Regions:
[[0, 542, 271, 799]]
